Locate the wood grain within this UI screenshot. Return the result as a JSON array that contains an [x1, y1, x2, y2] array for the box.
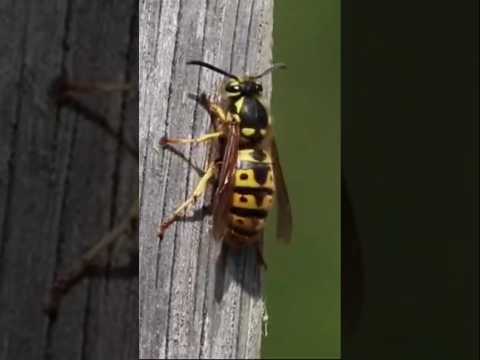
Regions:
[[0, 1, 138, 359], [139, 0, 274, 358]]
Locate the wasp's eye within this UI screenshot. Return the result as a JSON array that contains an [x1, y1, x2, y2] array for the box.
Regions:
[[256, 84, 263, 92], [226, 84, 241, 93]]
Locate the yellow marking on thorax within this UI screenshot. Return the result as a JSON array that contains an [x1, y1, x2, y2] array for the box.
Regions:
[[241, 128, 256, 137], [234, 96, 245, 114]]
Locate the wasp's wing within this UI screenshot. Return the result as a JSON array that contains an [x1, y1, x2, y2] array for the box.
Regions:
[[270, 136, 293, 243], [212, 122, 239, 240]]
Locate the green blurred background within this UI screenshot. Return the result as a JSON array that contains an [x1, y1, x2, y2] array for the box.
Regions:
[[262, 0, 341, 358]]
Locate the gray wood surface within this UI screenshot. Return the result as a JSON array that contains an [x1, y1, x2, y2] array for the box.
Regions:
[[139, 0, 274, 358], [0, 1, 138, 359]]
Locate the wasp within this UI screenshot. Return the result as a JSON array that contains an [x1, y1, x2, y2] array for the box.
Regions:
[[159, 60, 292, 267]]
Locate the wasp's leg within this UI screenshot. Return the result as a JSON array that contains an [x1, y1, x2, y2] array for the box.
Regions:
[[208, 103, 228, 122], [160, 131, 222, 147], [196, 93, 240, 127], [206, 100, 240, 125], [196, 93, 228, 122], [44, 201, 138, 317], [158, 162, 216, 240]]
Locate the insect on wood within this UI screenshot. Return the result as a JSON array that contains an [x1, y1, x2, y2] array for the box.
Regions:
[[158, 60, 293, 268]]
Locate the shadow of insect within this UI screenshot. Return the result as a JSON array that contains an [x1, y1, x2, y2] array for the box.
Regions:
[[44, 75, 139, 319]]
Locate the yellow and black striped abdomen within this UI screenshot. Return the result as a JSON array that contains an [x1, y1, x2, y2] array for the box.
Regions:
[[228, 148, 275, 246]]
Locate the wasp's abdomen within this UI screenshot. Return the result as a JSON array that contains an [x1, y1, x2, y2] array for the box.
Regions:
[[227, 149, 275, 247]]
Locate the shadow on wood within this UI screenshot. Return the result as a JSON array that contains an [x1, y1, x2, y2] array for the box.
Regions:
[[0, 1, 139, 359]]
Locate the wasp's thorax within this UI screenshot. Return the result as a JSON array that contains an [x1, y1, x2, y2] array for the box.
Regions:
[[224, 78, 269, 145]]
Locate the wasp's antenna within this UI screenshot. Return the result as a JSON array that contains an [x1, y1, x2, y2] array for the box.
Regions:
[[253, 63, 287, 79], [187, 60, 240, 80]]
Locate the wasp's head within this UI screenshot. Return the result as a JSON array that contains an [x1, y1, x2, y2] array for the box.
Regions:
[[187, 60, 286, 99], [224, 78, 263, 98]]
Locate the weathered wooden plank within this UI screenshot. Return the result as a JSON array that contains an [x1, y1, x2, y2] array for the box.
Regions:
[[139, 0, 274, 358], [0, 2, 72, 359], [0, 1, 138, 359]]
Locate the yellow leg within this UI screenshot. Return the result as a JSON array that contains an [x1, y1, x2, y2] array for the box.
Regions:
[[209, 104, 227, 122], [208, 103, 240, 124], [158, 163, 216, 240], [197, 93, 231, 123], [196, 93, 241, 128], [160, 131, 222, 147]]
